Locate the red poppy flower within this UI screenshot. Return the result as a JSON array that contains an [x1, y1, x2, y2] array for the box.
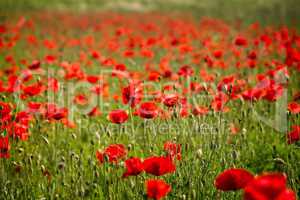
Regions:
[[27, 102, 42, 113], [263, 84, 284, 102], [148, 71, 161, 82], [9, 122, 29, 140], [122, 157, 144, 178], [248, 51, 257, 60], [215, 168, 254, 191], [243, 173, 295, 200], [192, 106, 209, 116], [22, 82, 45, 97], [217, 75, 235, 92], [114, 63, 126, 71], [86, 75, 99, 84], [5, 75, 20, 93], [138, 102, 159, 119], [241, 88, 263, 101], [0, 136, 10, 158], [146, 179, 171, 200], [96, 150, 104, 164], [288, 102, 300, 114], [74, 94, 88, 105], [88, 107, 101, 117], [213, 50, 223, 59], [287, 125, 300, 144], [51, 108, 68, 121], [162, 94, 179, 107], [0, 102, 12, 122], [211, 100, 230, 113], [15, 111, 32, 124], [47, 77, 59, 92], [0, 25, 6, 33], [275, 189, 297, 200], [28, 60, 41, 70], [108, 109, 128, 124], [235, 36, 248, 46], [105, 144, 127, 163], [112, 63, 127, 77], [122, 84, 142, 108], [44, 104, 68, 121], [96, 144, 127, 164], [123, 50, 135, 57], [178, 65, 194, 77], [143, 156, 175, 176], [45, 55, 56, 63], [141, 48, 154, 58], [164, 141, 181, 160], [90, 50, 100, 59], [190, 82, 204, 93]]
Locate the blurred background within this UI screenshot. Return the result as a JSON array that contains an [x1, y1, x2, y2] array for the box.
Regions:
[[0, 0, 299, 26]]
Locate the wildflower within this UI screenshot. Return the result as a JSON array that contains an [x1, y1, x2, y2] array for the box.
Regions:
[[108, 109, 128, 124], [287, 125, 300, 144], [146, 179, 171, 200], [243, 173, 296, 200], [0, 136, 10, 158], [138, 102, 159, 119], [122, 157, 143, 178], [215, 168, 254, 191], [143, 156, 175, 176]]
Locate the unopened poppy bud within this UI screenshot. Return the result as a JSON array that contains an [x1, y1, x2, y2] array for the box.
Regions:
[[58, 162, 65, 170], [71, 133, 77, 139], [196, 149, 203, 158], [94, 132, 100, 140]]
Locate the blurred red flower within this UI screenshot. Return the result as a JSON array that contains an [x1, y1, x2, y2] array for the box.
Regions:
[[146, 179, 171, 200], [122, 157, 143, 178], [108, 109, 128, 124], [287, 125, 300, 144], [178, 65, 194, 77], [138, 102, 159, 119], [105, 144, 127, 163], [215, 168, 254, 191], [143, 156, 175, 176], [243, 173, 296, 200], [96, 144, 127, 164], [192, 106, 209, 116], [241, 88, 263, 101], [122, 84, 142, 108], [288, 102, 300, 114], [164, 141, 181, 161], [0, 136, 10, 158], [96, 150, 104, 164], [162, 94, 179, 107], [28, 60, 41, 70], [22, 82, 45, 97], [88, 107, 101, 117], [44, 104, 68, 121], [235, 36, 248, 46]]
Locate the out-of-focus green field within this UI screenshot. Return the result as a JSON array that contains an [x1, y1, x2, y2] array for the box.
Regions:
[[0, 0, 299, 25]]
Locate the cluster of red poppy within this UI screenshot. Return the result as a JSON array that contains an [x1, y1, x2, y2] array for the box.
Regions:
[[96, 142, 180, 199], [0, 100, 74, 158], [215, 168, 296, 200], [0, 12, 299, 199], [0, 102, 32, 158]]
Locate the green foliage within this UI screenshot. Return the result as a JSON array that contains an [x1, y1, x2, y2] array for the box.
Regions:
[[0, 0, 299, 26]]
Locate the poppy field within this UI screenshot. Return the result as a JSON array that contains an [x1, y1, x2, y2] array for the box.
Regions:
[[0, 4, 300, 200]]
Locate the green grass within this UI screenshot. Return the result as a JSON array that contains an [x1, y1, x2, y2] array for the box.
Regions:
[[1, 110, 299, 199], [0, 0, 300, 26]]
